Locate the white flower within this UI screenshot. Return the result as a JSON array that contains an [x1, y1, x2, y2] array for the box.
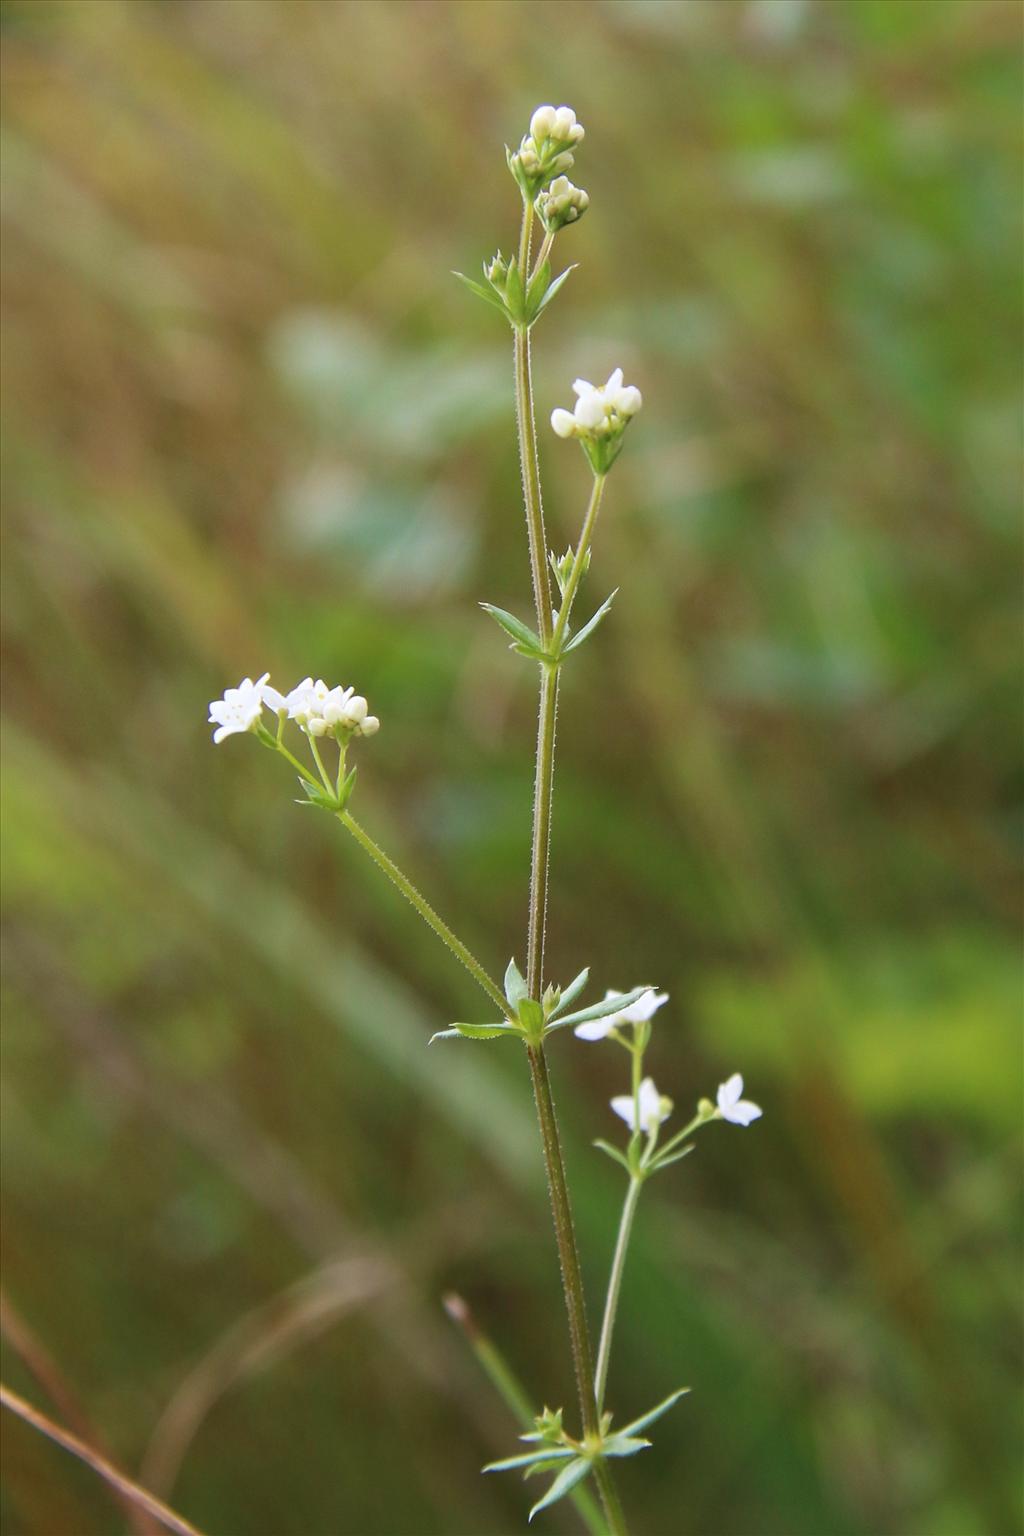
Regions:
[[285, 677, 380, 738], [208, 673, 270, 744], [716, 1073, 762, 1127], [574, 988, 668, 1040], [551, 368, 642, 444], [611, 1077, 672, 1134]]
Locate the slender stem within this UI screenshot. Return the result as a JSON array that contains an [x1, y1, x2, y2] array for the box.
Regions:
[[527, 667, 558, 998], [551, 474, 606, 654], [512, 198, 626, 1533], [594, 1176, 643, 1417], [532, 228, 554, 276], [337, 810, 509, 1019], [308, 735, 334, 794]]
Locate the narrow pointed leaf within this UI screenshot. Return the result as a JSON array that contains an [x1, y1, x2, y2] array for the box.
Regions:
[[532, 264, 576, 319], [429, 1022, 516, 1043], [547, 985, 654, 1033], [453, 271, 510, 317], [602, 1435, 652, 1459], [480, 603, 545, 657], [650, 1144, 696, 1172], [504, 258, 525, 322], [549, 967, 589, 1017], [561, 590, 619, 656], [523, 1456, 577, 1480], [618, 1388, 690, 1439], [593, 1138, 632, 1172], [517, 998, 544, 1034], [525, 257, 551, 310], [504, 957, 528, 1009], [528, 1459, 591, 1522], [484, 1448, 575, 1474]]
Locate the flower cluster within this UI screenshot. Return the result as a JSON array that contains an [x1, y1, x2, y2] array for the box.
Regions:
[[551, 368, 642, 474], [573, 984, 762, 1164], [536, 175, 589, 233], [274, 677, 380, 739], [508, 104, 585, 199], [208, 673, 379, 744]]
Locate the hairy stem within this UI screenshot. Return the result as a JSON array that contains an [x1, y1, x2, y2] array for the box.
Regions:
[[513, 198, 626, 1533], [551, 474, 606, 653], [594, 1176, 643, 1417], [338, 811, 509, 1018], [527, 667, 558, 998]]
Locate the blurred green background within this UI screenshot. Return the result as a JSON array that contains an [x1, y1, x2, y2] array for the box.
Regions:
[[2, 2, 1021, 1533]]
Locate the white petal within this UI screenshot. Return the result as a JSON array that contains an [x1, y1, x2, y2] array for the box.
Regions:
[[530, 104, 556, 142], [616, 385, 642, 417], [610, 1093, 638, 1130], [574, 392, 606, 429], [605, 367, 624, 394], [573, 1016, 615, 1041], [551, 408, 577, 438], [572, 378, 594, 397], [619, 989, 668, 1025], [261, 683, 287, 714], [717, 1074, 743, 1112], [726, 1099, 763, 1127]]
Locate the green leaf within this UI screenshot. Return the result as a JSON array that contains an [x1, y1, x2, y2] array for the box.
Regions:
[[428, 1022, 517, 1043], [549, 967, 589, 1017], [560, 590, 619, 656], [603, 1435, 652, 1458], [504, 957, 528, 1010], [484, 1448, 575, 1474], [479, 603, 547, 659], [504, 257, 526, 323], [452, 270, 510, 318], [650, 1144, 696, 1173], [523, 257, 559, 324], [531, 264, 577, 321], [593, 1138, 632, 1172], [523, 1456, 575, 1480], [528, 1459, 592, 1522], [546, 985, 654, 1034], [517, 998, 544, 1035], [336, 764, 358, 811], [618, 1388, 690, 1439]]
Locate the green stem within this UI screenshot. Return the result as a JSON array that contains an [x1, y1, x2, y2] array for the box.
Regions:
[[443, 1294, 607, 1536], [337, 810, 509, 1019], [307, 735, 334, 794], [551, 474, 606, 654], [527, 667, 558, 998], [513, 198, 626, 1534], [594, 1176, 643, 1417]]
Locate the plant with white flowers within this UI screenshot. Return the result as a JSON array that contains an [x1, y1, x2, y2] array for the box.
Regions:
[[207, 105, 761, 1536]]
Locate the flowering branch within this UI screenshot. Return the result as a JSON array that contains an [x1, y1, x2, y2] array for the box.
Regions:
[[205, 99, 765, 1536]]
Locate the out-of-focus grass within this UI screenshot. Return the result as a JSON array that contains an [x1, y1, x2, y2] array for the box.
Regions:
[[1, 2, 1020, 1533]]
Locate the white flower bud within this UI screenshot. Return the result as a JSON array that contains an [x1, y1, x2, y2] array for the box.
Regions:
[[551, 408, 577, 438], [345, 695, 368, 725], [574, 391, 606, 429], [616, 385, 642, 416], [307, 716, 329, 737], [553, 106, 577, 140], [530, 104, 557, 142], [359, 715, 380, 737]]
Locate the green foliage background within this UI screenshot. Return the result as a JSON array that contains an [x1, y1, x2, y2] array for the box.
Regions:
[[1, 2, 1020, 1533]]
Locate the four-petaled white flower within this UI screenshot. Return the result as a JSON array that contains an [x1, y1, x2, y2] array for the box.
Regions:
[[208, 673, 272, 744], [611, 1076, 672, 1134], [716, 1073, 762, 1127], [551, 368, 642, 441], [574, 988, 668, 1040]]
